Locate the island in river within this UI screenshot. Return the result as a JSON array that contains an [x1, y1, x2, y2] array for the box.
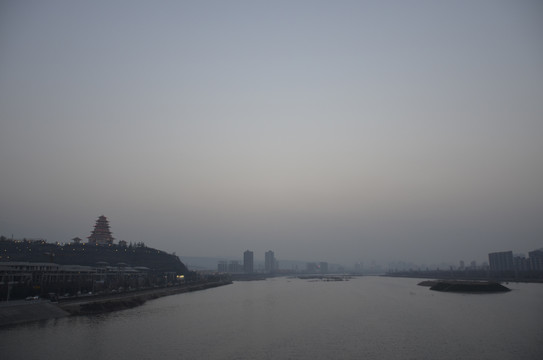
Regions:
[[418, 280, 511, 293]]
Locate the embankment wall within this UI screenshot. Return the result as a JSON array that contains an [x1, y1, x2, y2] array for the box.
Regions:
[[0, 302, 69, 327], [1, 280, 231, 327]]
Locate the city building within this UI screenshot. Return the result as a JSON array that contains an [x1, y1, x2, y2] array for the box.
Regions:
[[513, 254, 530, 271], [319, 262, 329, 274], [243, 250, 254, 273], [528, 249, 543, 271], [0, 261, 153, 300], [217, 261, 228, 273], [88, 215, 115, 245], [265, 250, 276, 273], [306, 262, 317, 273], [488, 251, 514, 271], [228, 260, 243, 273]]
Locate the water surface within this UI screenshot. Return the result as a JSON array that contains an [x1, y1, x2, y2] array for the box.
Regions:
[[1, 276, 542, 359]]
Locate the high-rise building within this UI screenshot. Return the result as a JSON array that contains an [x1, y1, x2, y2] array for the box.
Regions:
[[228, 260, 243, 273], [488, 251, 514, 271], [217, 260, 228, 273], [244, 250, 254, 273], [265, 250, 276, 273], [513, 254, 530, 271], [528, 249, 543, 271], [319, 262, 329, 274], [88, 215, 114, 245]]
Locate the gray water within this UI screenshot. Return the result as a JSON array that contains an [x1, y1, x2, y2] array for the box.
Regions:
[[1, 276, 542, 359]]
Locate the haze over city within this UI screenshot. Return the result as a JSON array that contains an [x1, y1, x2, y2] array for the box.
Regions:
[[1, 1, 542, 267]]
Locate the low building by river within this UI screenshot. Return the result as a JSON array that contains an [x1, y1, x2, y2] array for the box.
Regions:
[[0, 261, 180, 301]]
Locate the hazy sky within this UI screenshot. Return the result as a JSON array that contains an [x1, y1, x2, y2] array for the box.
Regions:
[[1, 0, 542, 267]]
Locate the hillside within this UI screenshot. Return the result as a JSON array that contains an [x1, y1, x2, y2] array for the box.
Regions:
[[0, 239, 189, 274]]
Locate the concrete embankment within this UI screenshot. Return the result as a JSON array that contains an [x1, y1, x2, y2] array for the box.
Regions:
[[1, 280, 232, 327], [59, 281, 232, 315], [0, 301, 70, 327]]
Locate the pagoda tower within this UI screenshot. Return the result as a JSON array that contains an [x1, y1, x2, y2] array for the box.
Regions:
[[72, 237, 82, 244], [88, 215, 115, 245]]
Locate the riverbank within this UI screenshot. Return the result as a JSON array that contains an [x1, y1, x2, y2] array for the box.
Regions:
[[0, 301, 70, 327], [0, 280, 232, 327]]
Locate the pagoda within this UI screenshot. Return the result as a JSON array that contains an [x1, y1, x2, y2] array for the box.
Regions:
[[72, 237, 82, 244], [88, 215, 115, 245]]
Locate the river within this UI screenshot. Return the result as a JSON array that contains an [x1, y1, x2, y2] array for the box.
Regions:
[[1, 276, 542, 359]]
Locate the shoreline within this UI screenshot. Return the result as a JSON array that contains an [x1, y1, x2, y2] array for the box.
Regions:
[[0, 280, 232, 327]]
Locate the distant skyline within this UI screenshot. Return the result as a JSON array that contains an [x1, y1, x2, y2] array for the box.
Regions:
[[1, 1, 542, 267]]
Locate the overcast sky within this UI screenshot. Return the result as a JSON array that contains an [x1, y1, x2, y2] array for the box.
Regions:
[[1, 0, 542, 267]]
